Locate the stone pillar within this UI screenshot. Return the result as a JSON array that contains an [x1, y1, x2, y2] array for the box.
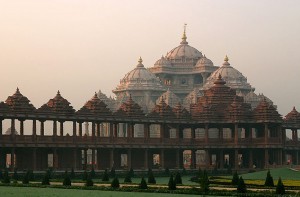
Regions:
[[176, 149, 180, 169], [249, 149, 253, 168], [0, 119, 2, 135], [176, 124, 180, 139], [128, 123, 133, 138], [234, 123, 238, 144], [264, 149, 269, 168], [234, 149, 239, 169], [59, 121, 64, 136], [40, 121, 45, 136], [96, 123, 100, 137], [32, 119, 36, 137], [295, 130, 298, 142], [32, 148, 37, 170], [191, 150, 196, 169], [53, 121, 57, 136], [92, 122, 96, 137], [264, 123, 269, 144], [220, 149, 224, 169], [205, 124, 209, 143], [78, 122, 83, 137], [279, 149, 283, 166], [92, 149, 95, 168], [160, 149, 165, 168], [11, 148, 15, 170], [191, 127, 195, 139], [20, 120, 24, 136], [144, 123, 149, 140], [72, 121, 77, 137], [219, 127, 223, 140], [205, 149, 210, 168], [53, 148, 58, 169], [160, 124, 165, 140], [113, 123, 118, 137], [84, 149, 88, 169], [109, 123, 114, 138], [144, 149, 148, 169], [110, 149, 114, 168], [127, 149, 132, 169], [11, 119, 15, 136], [73, 148, 77, 170]]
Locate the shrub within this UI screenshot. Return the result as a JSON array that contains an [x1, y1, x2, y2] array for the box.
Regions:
[[110, 167, 115, 178], [237, 176, 246, 193], [70, 167, 75, 179], [174, 172, 182, 185], [227, 165, 232, 174], [2, 169, 10, 184], [102, 169, 109, 182], [28, 170, 34, 181], [182, 167, 186, 175], [231, 171, 239, 185], [200, 170, 209, 193], [264, 170, 274, 187], [129, 167, 134, 177], [63, 171, 71, 186], [197, 167, 203, 179], [124, 172, 132, 183], [147, 168, 156, 184], [276, 177, 285, 195], [82, 170, 88, 181], [165, 167, 170, 176], [22, 170, 30, 184], [111, 177, 120, 188], [139, 177, 148, 189], [168, 174, 176, 190], [13, 169, 18, 181], [85, 174, 93, 187], [90, 167, 96, 178], [41, 170, 50, 185]]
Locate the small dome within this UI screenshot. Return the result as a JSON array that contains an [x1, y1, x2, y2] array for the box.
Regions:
[[203, 56, 253, 92], [154, 56, 172, 67], [113, 57, 167, 92], [195, 55, 214, 68]]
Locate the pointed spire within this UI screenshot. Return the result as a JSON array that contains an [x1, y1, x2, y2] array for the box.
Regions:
[[136, 56, 144, 68], [223, 55, 230, 66], [57, 90, 60, 96], [16, 87, 20, 94], [180, 23, 188, 44]]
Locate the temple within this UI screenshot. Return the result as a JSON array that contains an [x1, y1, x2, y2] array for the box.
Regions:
[[0, 27, 299, 171]]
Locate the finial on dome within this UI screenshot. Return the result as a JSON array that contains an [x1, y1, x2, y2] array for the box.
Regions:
[[138, 56, 143, 64], [224, 55, 229, 62], [16, 87, 20, 93], [180, 23, 188, 44], [57, 90, 60, 95]]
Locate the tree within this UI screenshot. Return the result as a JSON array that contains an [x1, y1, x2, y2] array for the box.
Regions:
[[82, 170, 88, 181], [200, 170, 209, 193], [174, 172, 182, 185], [110, 166, 116, 178], [102, 169, 109, 182], [124, 171, 132, 183], [41, 170, 50, 185], [2, 169, 10, 184], [237, 176, 246, 193], [147, 168, 156, 184], [22, 170, 30, 184], [231, 171, 239, 185], [70, 167, 75, 179], [111, 177, 120, 188], [264, 170, 274, 187], [139, 177, 148, 189], [85, 174, 93, 187], [168, 174, 176, 190], [276, 177, 285, 195], [63, 171, 71, 186]]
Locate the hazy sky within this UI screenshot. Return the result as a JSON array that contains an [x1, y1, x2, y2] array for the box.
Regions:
[[0, 0, 300, 116]]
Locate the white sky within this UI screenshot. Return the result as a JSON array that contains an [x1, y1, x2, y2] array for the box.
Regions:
[[0, 0, 300, 116]]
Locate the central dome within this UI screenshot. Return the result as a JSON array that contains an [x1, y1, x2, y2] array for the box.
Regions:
[[113, 57, 167, 92], [165, 29, 202, 62]]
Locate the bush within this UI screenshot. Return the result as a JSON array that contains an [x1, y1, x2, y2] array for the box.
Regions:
[[200, 170, 209, 193], [147, 168, 156, 184], [264, 170, 274, 187], [13, 169, 18, 181], [70, 167, 75, 179], [22, 170, 30, 184], [85, 174, 93, 187], [231, 171, 239, 185], [197, 167, 202, 179], [2, 169, 10, 184], [165, 167, 170, 176], [82, 170, 88, 181], [174, 172, 182, 185], [90, 167, 96, 178], [111, 177, 120, 188], [139, 177, 148, 189], [129, 167, 134, 177], [168, 174, 176, 190], [63, 171, 71, 186], [124, 172, 132, 183], [41, 170, 50, 185], [276, 177, 285, 195], [28, 170, 34, 181], [110, 167, 115, 178], [102, 169, 109, 182], [182, 167, 186, 175], [237, 176, 246, 193]]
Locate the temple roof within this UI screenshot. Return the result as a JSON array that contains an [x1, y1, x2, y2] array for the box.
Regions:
[[0, 102, 10, 113], [285, 107, 300, 124], [172, 102, 190, 119], [77, 92, 113, 118], [37, 91, 75, 116], [114, 95, 145, 118], [5, 88, 35, 114], [148, 97, 175, 119], [253, 98, 282, 122]]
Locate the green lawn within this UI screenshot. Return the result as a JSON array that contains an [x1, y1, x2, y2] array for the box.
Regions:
[[0, 186, 201, 197], [238, 168, 300, 180]]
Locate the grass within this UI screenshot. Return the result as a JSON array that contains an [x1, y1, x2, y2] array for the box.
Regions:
[[0, 186, 202, 197], [239, 167, 300, 180]]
